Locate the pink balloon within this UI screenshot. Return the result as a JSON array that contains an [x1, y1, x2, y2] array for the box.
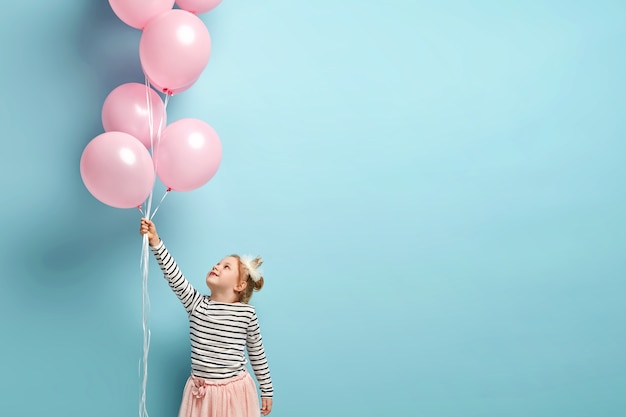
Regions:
[[154, 119, 222, 192], [139, 10, 211, 95], [80, 132, 156, 209], [102, 83, 167, 149], [109, 0, 175, 30], [175, 0, 223, 14]]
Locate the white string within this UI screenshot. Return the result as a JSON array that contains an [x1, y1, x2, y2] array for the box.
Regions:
[[146, 76, 155, 152], [139, 234, 152, 417], [150, 189, 171, 220], [138, 80, 172, 417], [152, 93, 170, 175], [138, 77, 155, 417]]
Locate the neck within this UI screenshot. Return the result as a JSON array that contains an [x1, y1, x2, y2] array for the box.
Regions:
[[209, 289, 239, 303]]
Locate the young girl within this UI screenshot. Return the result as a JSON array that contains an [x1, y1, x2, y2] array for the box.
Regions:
[[140, 218, 274, 417]]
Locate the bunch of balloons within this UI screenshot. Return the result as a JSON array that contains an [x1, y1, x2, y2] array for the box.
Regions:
[[80, 0, 224, 209]]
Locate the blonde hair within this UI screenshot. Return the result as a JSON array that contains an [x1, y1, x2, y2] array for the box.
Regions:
[[231, 254, 264, 304]]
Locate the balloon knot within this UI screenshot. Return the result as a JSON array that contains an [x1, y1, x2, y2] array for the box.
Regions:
[[166, 187, 172, 192]]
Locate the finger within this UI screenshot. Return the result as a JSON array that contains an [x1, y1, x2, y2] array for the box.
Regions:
[[260, 399, 271, 415]]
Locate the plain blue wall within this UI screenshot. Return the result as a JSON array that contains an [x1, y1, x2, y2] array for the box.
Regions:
[[1, 1, 624, 416]]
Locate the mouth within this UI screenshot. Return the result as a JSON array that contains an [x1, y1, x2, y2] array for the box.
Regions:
[[209, 271, 218, 277]]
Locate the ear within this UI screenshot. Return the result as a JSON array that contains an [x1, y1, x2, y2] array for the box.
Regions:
[[234, 280, 248, 292]]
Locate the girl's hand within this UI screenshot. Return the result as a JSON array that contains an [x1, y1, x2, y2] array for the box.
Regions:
[[261, 397, 272, 415], [139, 218, 160, 246]]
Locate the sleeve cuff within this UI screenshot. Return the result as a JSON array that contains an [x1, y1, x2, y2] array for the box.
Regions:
[[150, 239, 164, 250]]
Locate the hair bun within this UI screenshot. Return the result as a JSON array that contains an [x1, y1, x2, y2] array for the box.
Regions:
[[254, 277, 264, 291]]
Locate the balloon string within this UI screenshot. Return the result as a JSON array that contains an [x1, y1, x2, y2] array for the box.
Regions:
[[150, 188, 171, 221], [157, 94, 169, 160], [145, 75, 169, 162], [139, 76, 154, 417], [139, 159, 153, 416], [161, 94, 170, 127], [145, 76, 155, 152], [139, 234, 152, 417], [138, 79, 171, 417]]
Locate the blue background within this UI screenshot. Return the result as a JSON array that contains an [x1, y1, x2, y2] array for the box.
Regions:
[[1, 1, 624, 416]]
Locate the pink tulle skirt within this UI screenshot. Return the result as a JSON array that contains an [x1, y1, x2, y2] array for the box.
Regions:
[[178, 371, 260, 417]]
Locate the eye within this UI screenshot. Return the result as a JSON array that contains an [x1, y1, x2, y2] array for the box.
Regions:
[[225, 265, 230, 269]]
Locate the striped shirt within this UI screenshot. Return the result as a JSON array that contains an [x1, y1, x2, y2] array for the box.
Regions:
[[151, 241, 273, 398]]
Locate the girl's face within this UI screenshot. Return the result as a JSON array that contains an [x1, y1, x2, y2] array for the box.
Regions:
[[206, 256, 242, 292]]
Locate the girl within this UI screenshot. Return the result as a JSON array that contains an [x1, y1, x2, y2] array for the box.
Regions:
[[140, 218, 273, 417]]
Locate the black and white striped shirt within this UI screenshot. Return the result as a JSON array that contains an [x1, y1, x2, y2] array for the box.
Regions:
[[151, 241, 273, 398]]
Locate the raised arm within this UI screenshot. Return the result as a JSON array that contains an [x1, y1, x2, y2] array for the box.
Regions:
[[140, 218, 202, 314]]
